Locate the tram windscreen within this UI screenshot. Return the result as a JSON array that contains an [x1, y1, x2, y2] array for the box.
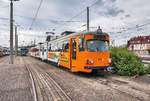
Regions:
[[86, 40, 109, 52]]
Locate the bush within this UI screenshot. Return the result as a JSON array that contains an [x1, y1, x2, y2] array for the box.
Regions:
[[145, 65, 150, 74], [147, 49, 150, 55], [110, 47, 146, 76]]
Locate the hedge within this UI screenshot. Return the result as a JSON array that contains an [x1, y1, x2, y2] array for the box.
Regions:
[[110, 47, 146, 76], [147, 49, 150, 55]]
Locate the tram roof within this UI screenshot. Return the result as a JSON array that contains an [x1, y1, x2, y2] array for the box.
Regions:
[[48, 31, 109, 43]]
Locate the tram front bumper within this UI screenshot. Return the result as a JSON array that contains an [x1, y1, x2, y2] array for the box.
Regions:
[[84, 66, 113, 71], [84, 66, 109, 69]]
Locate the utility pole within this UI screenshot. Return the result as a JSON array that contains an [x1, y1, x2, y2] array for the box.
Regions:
[[87, 7, 89, 32], [9, 0, 19, 64], [15, 26, 18, 56], [10, 0, 14, 64]]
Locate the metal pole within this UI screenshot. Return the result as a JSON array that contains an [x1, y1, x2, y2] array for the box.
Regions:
[[10, 0, 14, 64], [17, 34, 18, 55], [15, 26, 17, 56], [87, 7, 89, 32]]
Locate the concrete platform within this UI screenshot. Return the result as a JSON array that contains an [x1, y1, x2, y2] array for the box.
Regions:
[[0, 56, 33, 101]]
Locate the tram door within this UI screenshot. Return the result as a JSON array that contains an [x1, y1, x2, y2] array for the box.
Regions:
[[70, 38, 77, 71]]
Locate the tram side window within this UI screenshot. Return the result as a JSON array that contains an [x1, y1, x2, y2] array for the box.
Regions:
[[40, 47, 42, 51], [42, 47, 44, 55], [78, 37, 85, 52], [49, 44, 51, 51], [57, 43, 63, 52], [72, 40, 76, 59], [64, 43, 69, 52], [36, 48, 39, 52]]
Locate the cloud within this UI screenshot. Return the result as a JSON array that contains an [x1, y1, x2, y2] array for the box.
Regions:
[[125, 14, 130, 18], [0, 0, 150, 46], [93, 0, 125, 17], [0, 0, 9, 3], [106, 8, 124, 17]]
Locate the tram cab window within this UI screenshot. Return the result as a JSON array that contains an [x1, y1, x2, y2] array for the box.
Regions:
[[78, 37, 85, 52], [86, 40, 109, 52]]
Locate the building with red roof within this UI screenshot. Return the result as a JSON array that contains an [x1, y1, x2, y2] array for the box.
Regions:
[[128, 35, 150, 55]]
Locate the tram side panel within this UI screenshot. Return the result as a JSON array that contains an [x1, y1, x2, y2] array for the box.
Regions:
[[35, 46, 40, 59], [30, 47, 37, 57], [58, 40, 70, 69], [68, 36, 92, 72], [48, 52, 60, 65], [43, 43, 48, 61], [58, 51, 70, 69]]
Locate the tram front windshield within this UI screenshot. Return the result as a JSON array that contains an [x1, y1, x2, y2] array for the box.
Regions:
[[86, 40, 109, 52]]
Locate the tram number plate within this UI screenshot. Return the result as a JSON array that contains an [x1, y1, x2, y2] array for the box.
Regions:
[[94, 35, 106, 40]]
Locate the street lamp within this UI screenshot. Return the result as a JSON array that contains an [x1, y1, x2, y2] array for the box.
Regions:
[[9, 0, 20, 64]]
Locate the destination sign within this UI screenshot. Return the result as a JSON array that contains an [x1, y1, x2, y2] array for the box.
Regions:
[[93, 35, 106, 40]]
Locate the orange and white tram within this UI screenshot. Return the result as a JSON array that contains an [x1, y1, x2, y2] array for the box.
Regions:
[[30, 30, 111, 73]]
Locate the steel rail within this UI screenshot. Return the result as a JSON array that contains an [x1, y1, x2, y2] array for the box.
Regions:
[[26, 65, 38, 101], [25, 57, 72, 101], [45, 72, 72, 101]]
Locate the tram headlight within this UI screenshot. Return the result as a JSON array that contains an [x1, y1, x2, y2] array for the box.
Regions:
[[108, 59, 111, 63], [90, 59, 94, 64], [86, 59, 94, 64]]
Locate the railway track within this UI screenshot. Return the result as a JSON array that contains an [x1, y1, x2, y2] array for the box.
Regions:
[[23, 57, 72, 101], [25, 65, 38, 101], [24, 56, 150, 101]]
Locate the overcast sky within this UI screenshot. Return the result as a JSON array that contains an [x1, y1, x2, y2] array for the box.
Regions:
[[0, 0, 150, 47]]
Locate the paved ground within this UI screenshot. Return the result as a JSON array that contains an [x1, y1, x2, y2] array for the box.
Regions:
[[0, 56, 33, 101], [0, 56, 150, 101]]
